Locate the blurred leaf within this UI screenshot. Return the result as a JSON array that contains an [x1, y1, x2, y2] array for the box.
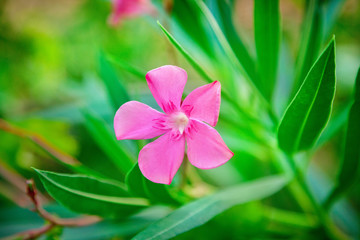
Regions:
[[133, 175, 289, 240], [324, 68, 360, 209], [278, 38, 336, 154], [293, 0, 325, 95], [98, 52, 129, 111], [81, 109, 134, 176], [323, 0, 346, 38], [211, 0, 257, 83], [316, 102, 351, 147], [126, 163, 180, 205], [34, 169, 149, 218], [172, 0, 216, 58], [254, 0, 280, 101]]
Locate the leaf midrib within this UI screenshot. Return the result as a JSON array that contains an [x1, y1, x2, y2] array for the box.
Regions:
[[293, 45, 332, 151]]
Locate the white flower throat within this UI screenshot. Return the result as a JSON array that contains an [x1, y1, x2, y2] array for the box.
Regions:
[[171, 112, 189, 134]]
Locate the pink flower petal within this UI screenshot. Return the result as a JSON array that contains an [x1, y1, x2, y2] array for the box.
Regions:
[[181, 81, 221, 127], [146, 65, 187, 114], [186, 120, 233, 169], [139, 132, 185, 184], [114, 101, 168, 140]]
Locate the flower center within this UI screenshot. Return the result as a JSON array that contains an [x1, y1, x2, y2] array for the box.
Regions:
[[171, 112, 189, 134]]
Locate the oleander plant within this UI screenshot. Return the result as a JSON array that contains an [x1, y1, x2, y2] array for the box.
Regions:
[[0, 0, 359, 239]]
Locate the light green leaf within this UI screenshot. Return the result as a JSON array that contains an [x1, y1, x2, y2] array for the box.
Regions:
[[34, 169, 149, 218], [98, 52, 129, 111], [133, 175, 289, 240], [324, 67, 360, 209], [81, 109, 134, 176], [278, 38, 336, 154], [126, 163, 180, 205], [292, 0, 325, 95], [254, 0, 280, 101]]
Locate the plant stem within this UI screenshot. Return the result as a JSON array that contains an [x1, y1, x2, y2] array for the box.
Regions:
[[286, 155, 348, 240]]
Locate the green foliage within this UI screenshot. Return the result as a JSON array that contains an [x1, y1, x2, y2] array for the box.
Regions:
[[133, 175, 288, 240], [126, 163, 180, 205], [254, 0, 280, 101], [98, 52, 130, 111], [293, 0, 325, 94], [278, 38, 336, 154], [81, 109, 134, 177], [34, 169, 149, 218], [324, 68, 360, 209], [211, 0, 257, 83]]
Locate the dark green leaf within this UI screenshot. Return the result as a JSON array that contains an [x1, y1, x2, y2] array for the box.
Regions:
[[278, 38, 336, 154], [324, 67, 360, 209], [34, 169, 149, 218], [98, 52, 129, 111], [254, 0, 281, 101], [292, 0, 325, 95], [126, 163, 180, 205], [133, 175, 289, 240], [81, 109, 134, 176]]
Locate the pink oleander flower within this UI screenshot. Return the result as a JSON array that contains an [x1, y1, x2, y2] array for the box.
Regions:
[[108, 0, 155, 26], [114, 65, 234, 184]]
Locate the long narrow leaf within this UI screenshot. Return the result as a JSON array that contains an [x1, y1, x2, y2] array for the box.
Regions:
[[292, 0, 325, 95], [324, 68, 360, 209], [254, 0, 280, 101], [98, 52, 130, 111], [34, 169, 149, 218], [133, 175, 289, 240], [212, 0, 257, 82], [278, 38, 336, 154]]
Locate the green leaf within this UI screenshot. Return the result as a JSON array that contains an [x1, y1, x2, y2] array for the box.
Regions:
[[81, 109, 134, 176], [254, 0, 280, 101], [292, 0, 325, 95], [171, 0, 216, 58], [278, 38, 336, 154], [133, 175, 289, 240], [34, 169, 149, 218], [126, 163, 180, 205], [324, 67, 360, 209], [98, 52, 129, 111], [316, 101, 351, 147], [212, 0, 257, 82]]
